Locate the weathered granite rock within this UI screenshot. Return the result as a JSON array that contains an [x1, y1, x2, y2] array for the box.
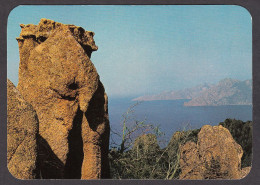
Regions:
[[16, 18, 110, 179], [179, 125, 244, 179], [7, 79, 39, 179], [179, 141, 205, 179]]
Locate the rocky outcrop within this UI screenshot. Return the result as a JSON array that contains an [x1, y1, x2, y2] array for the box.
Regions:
[[7, 79, 39, 179], [179, 125, 247, 179], [16, 19, 110, 179]]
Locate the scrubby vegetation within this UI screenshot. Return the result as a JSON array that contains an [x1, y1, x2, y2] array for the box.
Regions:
[[109, 130, 199, 179], [108, 104, 252, 179]]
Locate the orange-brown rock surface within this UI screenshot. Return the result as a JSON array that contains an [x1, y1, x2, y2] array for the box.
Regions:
[[16, 18, 110, 179], [179, 141, 204, 179], [179, 125, 246, 179], [7, 79, 39, 179]]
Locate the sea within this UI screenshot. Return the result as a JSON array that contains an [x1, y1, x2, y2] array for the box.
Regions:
[[108, 98, 252, 146]]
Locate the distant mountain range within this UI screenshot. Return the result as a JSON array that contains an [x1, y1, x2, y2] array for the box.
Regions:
[[133, 78, 252, 106]]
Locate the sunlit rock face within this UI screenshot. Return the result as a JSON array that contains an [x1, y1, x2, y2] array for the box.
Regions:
[[17, 18, 110, 179], [179, 125, 246, 179], [7, 79, 39, 179]]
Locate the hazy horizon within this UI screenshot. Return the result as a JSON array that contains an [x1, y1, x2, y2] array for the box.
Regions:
[[7, 5, 252, 98]]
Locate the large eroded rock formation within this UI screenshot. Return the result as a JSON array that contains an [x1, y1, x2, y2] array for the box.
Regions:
[[179, 125, 247, 179], [16, 19, 110, 179], [7, 79, 39, 179]]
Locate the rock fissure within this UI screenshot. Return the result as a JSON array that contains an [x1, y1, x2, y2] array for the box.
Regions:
[[8, 136, 26, 164], [64, 107, 84, 179]]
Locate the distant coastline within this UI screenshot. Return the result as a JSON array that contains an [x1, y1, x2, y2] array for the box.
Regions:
[[133, 78, 252, 106]]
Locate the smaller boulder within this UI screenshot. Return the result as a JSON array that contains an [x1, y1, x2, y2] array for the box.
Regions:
[[7, 79, 39, 179], [179, 125, 244, 179]]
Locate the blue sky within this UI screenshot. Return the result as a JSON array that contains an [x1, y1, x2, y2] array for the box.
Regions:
[[7, 5, 252, 98]]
